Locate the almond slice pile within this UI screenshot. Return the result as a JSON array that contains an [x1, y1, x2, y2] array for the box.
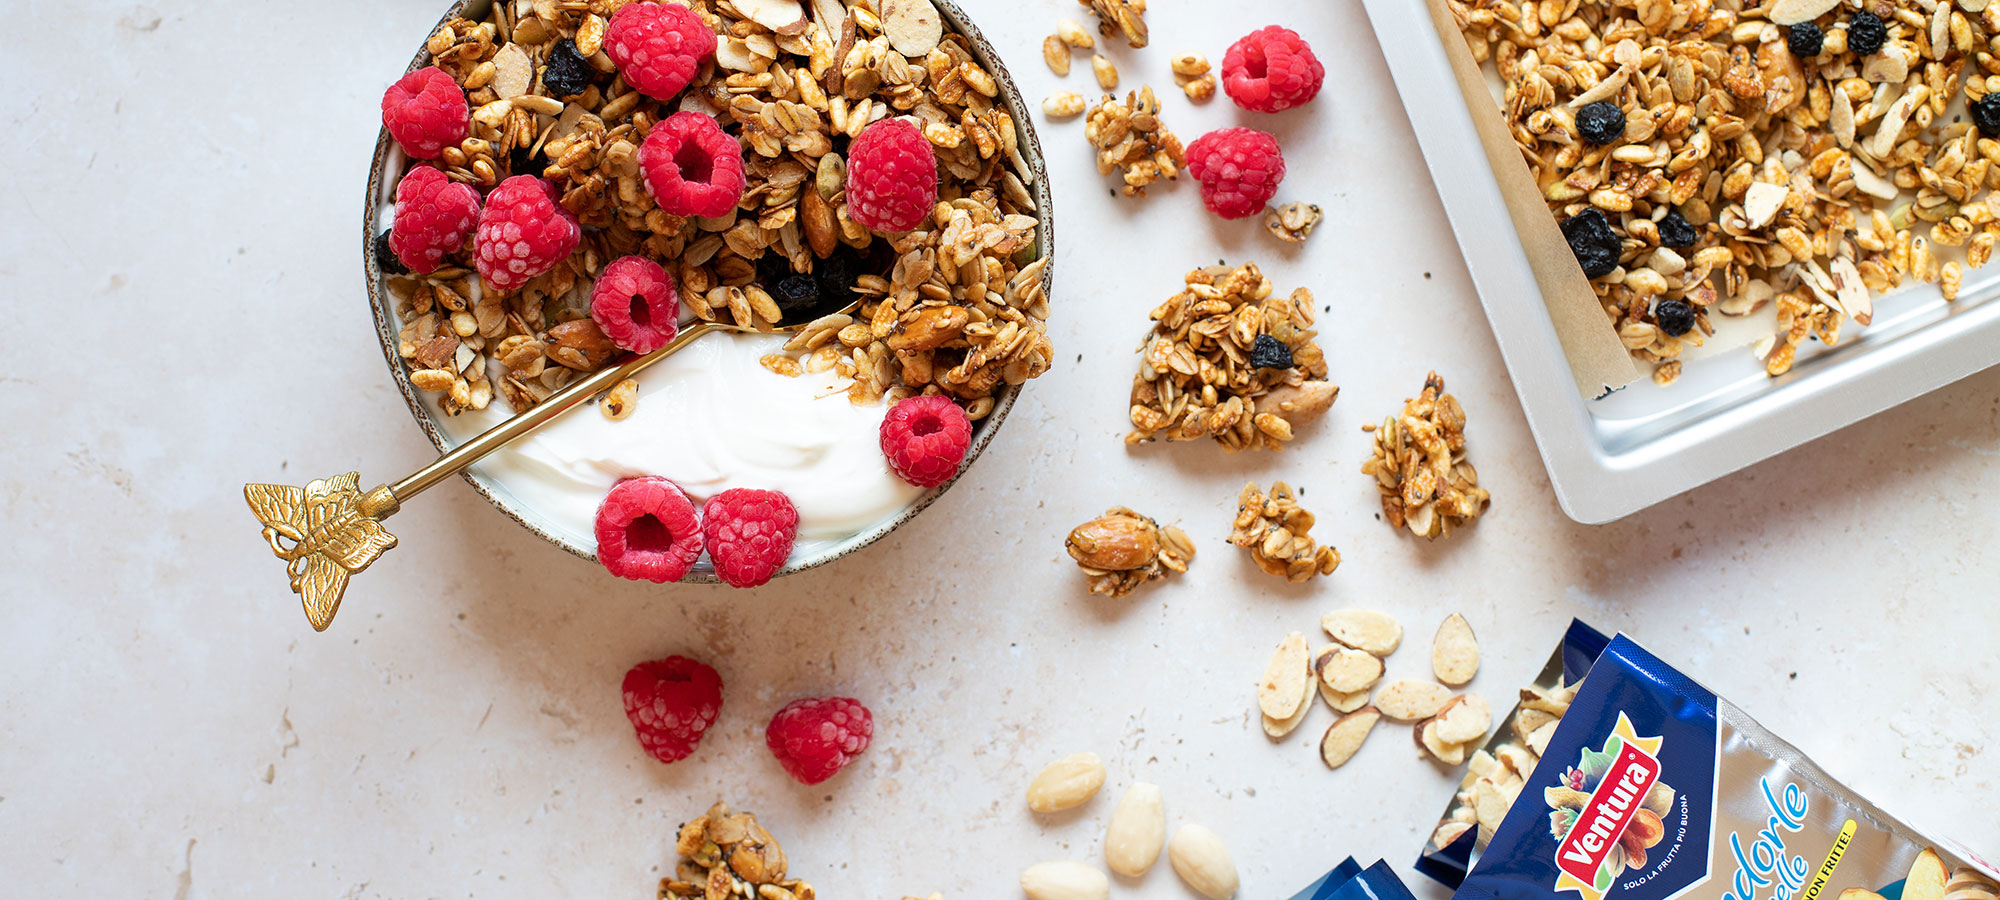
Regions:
[[1253, 611, 1492, 774]]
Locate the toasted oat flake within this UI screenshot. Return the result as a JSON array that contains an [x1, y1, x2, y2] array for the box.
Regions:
[[1264, 202, 1322, 242]]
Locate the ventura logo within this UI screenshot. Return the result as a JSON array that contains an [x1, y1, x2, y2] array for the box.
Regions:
[[1547, 713, 1669, 900]]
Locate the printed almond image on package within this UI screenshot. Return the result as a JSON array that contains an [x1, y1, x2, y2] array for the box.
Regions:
[[1419, 626, 1999, 900]]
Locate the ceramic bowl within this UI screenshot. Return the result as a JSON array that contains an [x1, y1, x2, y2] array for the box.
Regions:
[[363, 0, 1053, 581]]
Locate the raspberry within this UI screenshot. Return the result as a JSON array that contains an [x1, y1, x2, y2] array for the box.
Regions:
[[1221, 27, 1324, 113], [388, 166, 481, 274], [605, 1, 714, 101], [845, 118, 938, 233], [879, 394, 972, 488], [622, 656, 723, 764], [474, 175, 581, 291], [1185, 127, 1286, 220], [381, 66, 469, 159], [640, 111, 747, 218], [702, 489, 799, 588], [590, 256, 680, 353], [594, 476, 704, 583], [765, 697, 873, 785]]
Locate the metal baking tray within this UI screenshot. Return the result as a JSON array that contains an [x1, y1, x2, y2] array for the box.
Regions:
[[1359, 0, 2000, 524]]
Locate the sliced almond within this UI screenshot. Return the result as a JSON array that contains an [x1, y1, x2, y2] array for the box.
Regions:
[[1321, 609, 1403, 655], [1432, 821, 1473, 849], [1510, 706, 1557, 741], [1520, 685, 1573, 716], [1319, 679, 1371, 713], [1527, 719, 1560, 756], [1905, 850, 1952, 900], [1472, 778, 1510, 841], [1743, 182, 1788, 229], [880, 0, 942, 56], [1433, 694, 1494, 745], [1495, 744, 1540, 779], [1831, 86, 1856, 147], [490, 43, 533, 99], [1320, 646, 1385, 693], [1257, 632, 1311, 719], [1026, 752, 1106, 813], [1431, 613, 1480, 686], [1416, 719, 1471, 765], [734, 0, 809, 34], [1767, 0, 1841, 24], [1319, 706, 1382, 769], [716, 35, 762, 72], [1021, 861, 1111, 900], [1261, 684, 1312, 739], [1375, 680, 1453, 720], [1467, 748, 1502, 780], [1566, 65, 1632, 108], [1830, 255, 1873, 325]]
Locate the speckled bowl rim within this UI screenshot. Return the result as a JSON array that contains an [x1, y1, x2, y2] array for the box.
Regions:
[[364, 0, 1054, 582]]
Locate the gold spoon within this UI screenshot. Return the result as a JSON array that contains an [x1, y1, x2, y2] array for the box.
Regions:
[[245, 301, 860, 632]]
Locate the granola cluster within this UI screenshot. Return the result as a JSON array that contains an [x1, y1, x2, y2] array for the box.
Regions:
[[386, 0, 1050, 419], [1064, 506, 1196, 597], [1361, 372, 1490, 540], [1125, 262, 1338, 451], [1229, 481, 1341, 582], [1084, 86, 1186, 196], [662, 801, 812, 899], [1449, 0, 1998, 381]]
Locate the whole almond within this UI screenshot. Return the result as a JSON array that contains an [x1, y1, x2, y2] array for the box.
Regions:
[[1168, 823, 1240, 900], [1375, 680, 1453, 721], [1026, 752, 1107, 813], [1021, 861, 1111, 900], [1104, 782, 1166, 877], [1319, 706, 1382, 769], [1432, 613, 1480, 686]]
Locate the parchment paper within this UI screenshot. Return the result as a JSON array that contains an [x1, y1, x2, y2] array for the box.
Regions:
[[1420, 0, 1639, 396]]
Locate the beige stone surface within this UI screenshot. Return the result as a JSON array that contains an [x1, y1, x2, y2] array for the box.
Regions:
[[2, 0, 1996, 897]]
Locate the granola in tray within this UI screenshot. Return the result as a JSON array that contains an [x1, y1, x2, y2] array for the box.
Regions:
[[382, 0, 1051, 421], [1449, 0, 1999, 382], [1124, 261, 1338, 451]]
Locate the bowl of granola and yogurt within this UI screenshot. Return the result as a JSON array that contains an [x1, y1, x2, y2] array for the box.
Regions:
[[365, 0, 1053, 581]]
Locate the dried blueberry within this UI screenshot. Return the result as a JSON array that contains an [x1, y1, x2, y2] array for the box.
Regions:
[[1654, 298, 1696, 337], [1248, 334, 1293, 369], [1786, 22, 1823, 58], [772, 274, 821, 313], [1658, 210, 1698, 249], [1561, 208, 1623, 279], [542, 40, 595, 97], [816, 248, 863, 303], [1846, 11, 1885, 56], [375, 228, 407, 275], [509, 144, 547, 179], [1973, 94, 2000, 138], [1576, 101, 1626, 145]]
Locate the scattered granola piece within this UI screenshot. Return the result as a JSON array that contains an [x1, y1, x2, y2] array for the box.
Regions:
[[1228, 482, 1340, 581], [1171, 53, 1211, 78], [1125, 262, 1335, 450], [1044, 91, 1087, 118], [1065, 507, 1195, 597], [1055, 18, 1096, 49], [1264, 202, 1322, 242], [1361, 372, 1490, 540], [1182, 75, 1217, 102], [1080, 0, 1148, 48], [659, 802, 808, 899], [1043, 35, 1072, 76], [1091, 53, 1119, 91], [600, 377, 639, 420], [1083, 87, 1184, 197]]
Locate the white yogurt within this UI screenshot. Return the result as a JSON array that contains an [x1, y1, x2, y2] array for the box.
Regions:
[[436, 331, 921, 553]]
